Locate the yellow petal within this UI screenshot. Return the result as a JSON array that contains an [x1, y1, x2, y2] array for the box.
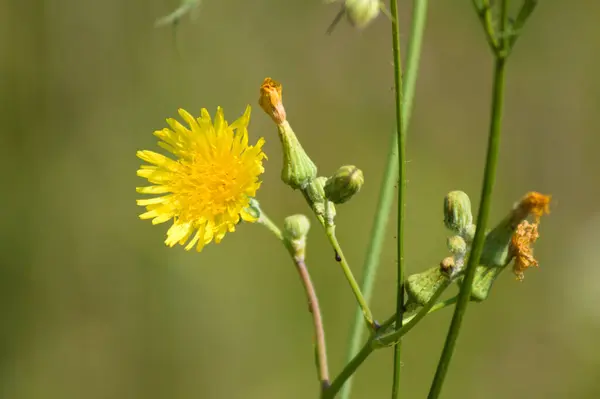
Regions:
[[136, 185, 171, 195]]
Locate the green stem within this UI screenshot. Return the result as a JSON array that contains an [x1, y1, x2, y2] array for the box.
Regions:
[[427, 4, 509, 397], [325, 226, 375, 329], [375, 280, 451, 347], [473, 0, 500, 51], [340, 1, 429, 397], [390, 0, 406, 396], [324, 340, 374, 399], [258, 211, 283, 240], [380, 294, 458, 332], [326, 293, 458, 398]]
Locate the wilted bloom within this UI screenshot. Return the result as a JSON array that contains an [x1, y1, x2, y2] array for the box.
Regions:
[[510, 191, 551, 225], [511, 221, 540, 281], [259, 78, 286, 124], [259, 77, 317, 189], [136, 106, 266, 251]]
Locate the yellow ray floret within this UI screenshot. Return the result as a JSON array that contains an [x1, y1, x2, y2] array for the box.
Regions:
[[136, 105, 266, 251]]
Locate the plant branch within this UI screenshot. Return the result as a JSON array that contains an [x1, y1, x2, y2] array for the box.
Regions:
[[294, 255, 330, 390], [325, 225, 375, 329], [341, 1, 429, 397], [256, 210, 330, 392], [374, 280, 451, 347], [427, 3, 510, 397], [390, 0, 407, 395], [472, 0, 500, 52], [324, 340, 374, 399]]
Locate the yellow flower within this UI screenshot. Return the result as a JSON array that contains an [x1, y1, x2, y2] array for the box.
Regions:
[[136, 106, 266, 252]]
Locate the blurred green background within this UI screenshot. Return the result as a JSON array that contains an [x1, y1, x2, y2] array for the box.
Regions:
[[2, 0, 599, 398]]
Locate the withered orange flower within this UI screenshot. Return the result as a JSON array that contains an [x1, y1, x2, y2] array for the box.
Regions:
[[259, 77, 286, 124], [511, 221, 540, 281]]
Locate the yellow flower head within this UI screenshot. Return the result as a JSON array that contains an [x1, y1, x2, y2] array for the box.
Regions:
[[136, 106, 266, 252]]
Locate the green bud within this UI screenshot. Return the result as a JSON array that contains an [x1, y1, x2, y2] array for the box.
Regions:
[[444, 191, 473, 235], [447, 235, 467, 255], [283, 214, 311, 257], [406, 265, 450, 307], [345, 0, 380, 29], [278, 121, 318, 190], [283, 214, 311, 241], [324, 165, 364, 204]]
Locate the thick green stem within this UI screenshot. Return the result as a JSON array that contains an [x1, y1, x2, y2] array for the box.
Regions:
[[390, 0, 406, 396], [426, 7, 509, 396], [340, 1, 429, 398]]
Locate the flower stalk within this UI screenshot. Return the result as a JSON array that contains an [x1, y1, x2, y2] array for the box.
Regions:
[[427, 1, 519, 397], [255, 207, 331, 392]]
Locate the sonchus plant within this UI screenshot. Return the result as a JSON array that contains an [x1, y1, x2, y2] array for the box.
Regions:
[[141, 0, 546, 398]]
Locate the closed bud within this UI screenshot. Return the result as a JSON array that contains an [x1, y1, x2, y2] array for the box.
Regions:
[[345, 0, 381, 29], [447, 235, 467, 256], [278, 121, 318, 189], [444, 191, 473, 235], [325, 165, 364, 204], [283, 214, 311, 257], [406, 265, 450, 307]]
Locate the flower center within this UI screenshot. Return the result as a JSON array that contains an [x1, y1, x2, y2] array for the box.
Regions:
[[171, 153, 247, 221]]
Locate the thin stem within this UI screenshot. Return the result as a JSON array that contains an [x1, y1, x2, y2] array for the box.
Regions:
[[325, 226, 375, 329], [375, 280, 451, 347], [404, 295, 457, 324], [427, 7, 509, 397], [390, 0, 407, 396], [326, 292, 458, 398], [294, 255, 330, 390], [473, 0, 500, 51], [381, 294, 458, 332], [324, 341, 374, 399], [258, 212, 283, 240], [341, 1, 429, 397], [256, 210, 330, 391]]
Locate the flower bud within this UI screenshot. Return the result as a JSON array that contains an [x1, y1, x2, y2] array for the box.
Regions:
[[283, 214, 311, 257], [443, 191, 473, 235], [447, 235, 467, 256], [324, 165, 364, 204], [406, 265, 449, 307], [345, 0, 381, 29], [278, 122, 318, 189]]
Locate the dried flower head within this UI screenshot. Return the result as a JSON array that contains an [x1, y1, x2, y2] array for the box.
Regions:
[[136, 106, 266, 252], [511, 191, 551, 225], [259, 78, 286, 124], [511, 221, 540, 281]]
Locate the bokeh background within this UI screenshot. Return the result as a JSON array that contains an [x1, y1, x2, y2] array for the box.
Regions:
[[2, 0, 599, 398]]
